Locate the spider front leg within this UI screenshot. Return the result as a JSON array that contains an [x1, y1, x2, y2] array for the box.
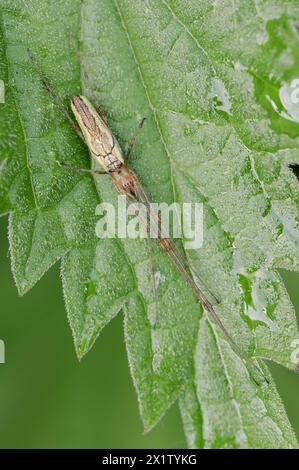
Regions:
[[75, 47, 110, 126], [28, 49, 84, 142]]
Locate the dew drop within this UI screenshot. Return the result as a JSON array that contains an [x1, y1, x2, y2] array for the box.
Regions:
[[210, 78, 232, 116], [279, 79, 299, 123]]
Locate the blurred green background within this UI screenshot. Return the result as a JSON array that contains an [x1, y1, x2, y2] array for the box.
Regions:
[[0, 215, 298, 449]]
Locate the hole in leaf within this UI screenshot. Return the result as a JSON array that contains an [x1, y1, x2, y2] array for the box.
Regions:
[[289, 164, 299, 180]]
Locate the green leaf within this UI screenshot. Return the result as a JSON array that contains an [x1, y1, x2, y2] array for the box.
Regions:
[[180, 319, 297, 449], [1, 0, 299, 447]]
